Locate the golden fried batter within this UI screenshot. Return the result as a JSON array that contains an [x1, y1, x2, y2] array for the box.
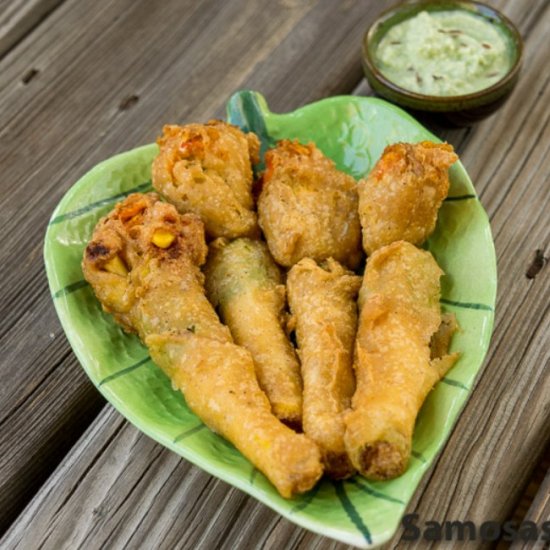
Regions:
[[152, 121, 260, 239], [344, 241, 459, 480], [358, 141, 458, 254], [257, 140, 362, 269], [205, 238, 303, 426], [82, 193, 214, 339], [287, 258, 361, 478], [82, 193, 323, 498]]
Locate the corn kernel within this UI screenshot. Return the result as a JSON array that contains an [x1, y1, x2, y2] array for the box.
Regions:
[[152, 230, 176, 249], [104, 255, 128, 276]]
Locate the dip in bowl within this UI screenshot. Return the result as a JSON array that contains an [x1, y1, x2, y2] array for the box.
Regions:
[[362, 0, 523, 124]]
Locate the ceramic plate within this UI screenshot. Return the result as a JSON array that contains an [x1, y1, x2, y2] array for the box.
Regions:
[[44, 90, 497, 548]]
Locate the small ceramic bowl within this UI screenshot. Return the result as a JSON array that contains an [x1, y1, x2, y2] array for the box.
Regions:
[[362, 0, 523, 124]]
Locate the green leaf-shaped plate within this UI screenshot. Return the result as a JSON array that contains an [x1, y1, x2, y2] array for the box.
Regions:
[[44, 90, 497, 548]]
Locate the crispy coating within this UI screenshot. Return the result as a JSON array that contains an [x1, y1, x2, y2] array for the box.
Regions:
[[82, 193, 323, 498], [358, 141, 458, 254], [257, 140, 362, 269], [81, 193, 214, 339], [205, 238, 302, 426], [148, 334, 322, 497], [287, 258, 361, 478], [152, 120, 260, 239], [344, 241, 459, 480]]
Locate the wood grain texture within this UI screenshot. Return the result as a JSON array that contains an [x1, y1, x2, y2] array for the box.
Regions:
[[0, 0, 64, 58], [522, 460, 550, 526], [520, 472, 550, 545], [509, 450, 550, 549], [0, 0, 394, 536], [1, 407, 339, 550], [1, 0, 549, 547]]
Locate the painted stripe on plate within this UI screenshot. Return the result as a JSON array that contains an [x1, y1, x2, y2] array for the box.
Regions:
[[347, 478, 405, 506], [173, 423, 206, 443], [444, 194, 477, 201], [440, 298, 493, 311], [411, 450, 427, 463], [249, 467, 259, 485], [49, 181, 152, 225], [290, 482, 322, 514], [53, 279, 89, 299], [227, 90, 274, 170], [98, 356, 151, 386], [441, 377, 469, 391], [335, 481, 372, 545]]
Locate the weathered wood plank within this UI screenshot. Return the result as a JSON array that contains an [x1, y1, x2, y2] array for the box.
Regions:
[[0, 407, 309, 550], [521, 473, 550, 543], [508, 448, 550, 523], [2, 0, 549, 547], [509, 450, 550, 549], [0, 0, 395, 535], [0, 270, 107, 532], [524, 455, 550, 526], [0, 0, 64, 58]]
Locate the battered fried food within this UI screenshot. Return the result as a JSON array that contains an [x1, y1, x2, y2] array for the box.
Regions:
[[344, 241, 459, 480], [205, 238, 302, 426], [358, 141, 458, 254], [152, 120, 260, 239], [257, 140, 362, 269], [82, 193, 323, 498], [287, 258, 361, 478]]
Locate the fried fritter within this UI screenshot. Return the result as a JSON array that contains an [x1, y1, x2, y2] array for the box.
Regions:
[[358, 141, 458, 254], [344, 241, 459, 480], [205, 238, 302, 426], [82, 193, 323, 498], [257, 140, 362, 269], [152, 121, 260, 239], [287, 258, 361, 478], [82, 193, 214, 339]]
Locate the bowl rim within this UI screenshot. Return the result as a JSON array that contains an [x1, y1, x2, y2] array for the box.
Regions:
[[362, 0, 524, 105]]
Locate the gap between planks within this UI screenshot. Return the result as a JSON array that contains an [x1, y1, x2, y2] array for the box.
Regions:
[[0, 0, 66, 60]]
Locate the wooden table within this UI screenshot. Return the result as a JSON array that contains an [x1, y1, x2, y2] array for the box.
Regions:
[[0, 0, 548, 548]]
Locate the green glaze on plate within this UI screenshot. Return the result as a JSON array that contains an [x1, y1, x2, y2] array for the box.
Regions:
[[44, 90, 497, 548]]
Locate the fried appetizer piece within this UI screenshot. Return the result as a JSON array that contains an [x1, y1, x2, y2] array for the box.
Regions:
[[358, 141, 458, 254], [287, 258, 361, 478], [205, 238, 302, 426], [82, 193, 323, 498], [344, 241, 460, 480], [257, 140, 362, 269], [147, 335, 321, 497], [152, 120, 260, 239]]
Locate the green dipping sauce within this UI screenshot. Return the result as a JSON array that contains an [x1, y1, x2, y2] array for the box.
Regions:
[[375, 10, 513, 96]]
